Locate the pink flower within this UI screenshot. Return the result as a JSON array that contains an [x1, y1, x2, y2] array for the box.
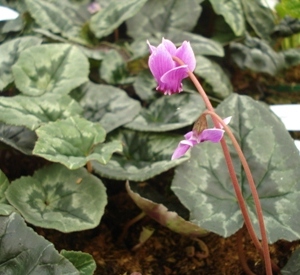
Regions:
[[172, 117, 231, 160], [147, 38, 196, 95]]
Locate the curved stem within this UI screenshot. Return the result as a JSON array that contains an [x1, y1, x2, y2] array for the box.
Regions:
[[204, 110, 273, 275]]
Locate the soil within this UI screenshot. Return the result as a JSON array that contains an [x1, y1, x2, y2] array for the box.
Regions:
[[2, 65, 300, 275]]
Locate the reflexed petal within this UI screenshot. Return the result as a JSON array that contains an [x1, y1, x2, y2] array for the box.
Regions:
[[221, 116, 232, 127], [175, 41, 196, 72], [148, 44, 175, 84], [162, 38, 176, 55], [199, 128, 225, 143], [184, 131, 194, 140], [160, 65, 188, 94], [147, 40, 156, 54], [171, 142, 191, 160]]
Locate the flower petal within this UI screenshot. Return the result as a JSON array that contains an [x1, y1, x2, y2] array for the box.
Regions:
[[171, 142, 191, 160], [221, 116, 232, 127], [148, 44, 175, 87], [147, 40, 156, 54], [162, 38, 176, 55], [175, 41, 196, 72], [199, 128, 225, 143], [160, 65, 188, 95]]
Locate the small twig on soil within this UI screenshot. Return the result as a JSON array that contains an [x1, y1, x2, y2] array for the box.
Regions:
[[118, 211, 146, 243]]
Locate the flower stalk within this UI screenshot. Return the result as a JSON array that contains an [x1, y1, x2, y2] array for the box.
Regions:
[[172, 56, 273, 275]]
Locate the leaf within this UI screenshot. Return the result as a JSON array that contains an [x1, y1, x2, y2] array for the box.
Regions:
[[0, 212, 79, 274], [230, 34, 286, 75], [12, 44, 89, 96], [33, 116, 121, 169], [60, 250, 96, 275], [272, 16, 300, 38], [5, 164, 107, 233], [25, 0, 83, 42], [0, 169, 14, 215], [90, 0, 147, 39], [0, 94, 83, 130], [171, 94, 300, 243], [0, 123, 36, 155], [99, 50, 132, 85], [209, 0, 245, 36], [281, 247, 300, 275], [133, 70, 156, 101], [194, 55, 233, 98], [125, 93, 205, 132], [0, 36, 42, 91], [80, 82, 141, 133], [276, 0, 300, 19], [241, 0, 275, 39], [126, 181, 208, 236], [126, 0, 202, 37], [92, 129, 189, 181], [282, 48, 300, 67]]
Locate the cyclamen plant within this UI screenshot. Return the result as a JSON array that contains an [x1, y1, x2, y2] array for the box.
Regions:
[[147, 38, 274, 275]]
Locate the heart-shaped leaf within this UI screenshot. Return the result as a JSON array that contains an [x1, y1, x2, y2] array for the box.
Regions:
[[125, 93, 205, 132], [25, 0, 84, 43], [0, 212, 79, 274], [93, 129, 189, 181], [100, 50, 133, 85], [230, 34, 286, 75], [80, 82, 141, 133], [90, 0, 147, 39], [126, 181, 208, 236], [172, 94, 300, 243], [126, 0, 202, 38], [0, 170, 14, 215], [0, 123, 36, 155], [0, 36, 42, 90], [33, 116, 121, 169], [209, 0, 245, 36], [60, 250, 96, 275], [0, 94, 83, 130], [12, 44, 89, 96], [5, 164, 107, 232], [194, 55, 233, 98], [241, 0, 275, 39]]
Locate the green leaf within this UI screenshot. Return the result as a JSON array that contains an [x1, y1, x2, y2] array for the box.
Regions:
[[272, 16, 300, 38], [0, 123, 36, 155], [90, 0, 147, 39], [0, 94, 83, 130], [33, 116, 121, 169], [172, 94, 300, 243], [60, 250, 96, 275], [0, 169, 14, 216], [276, 0, 300, 19], [126, 0, 202, 37], [5, 164, 107, 233], [92, 129, 189, 181], [0, 212, 79, 274], [100, 50, 132, 85], [80, 82, 141, 133], [282, 48, 300, 67], [125, 93, 205, 132], [230, 34, 286, 75], [126, 181, 208, 236], [25, 0, 83, 42], [241, 0, 275, 39], [12, 44, 89, 96], [194, 55, 233, 98], [282, 247, 300, 274], [0, 36, 42, 91], [209, 0, 245, 36], [133, 70, 156, 101]]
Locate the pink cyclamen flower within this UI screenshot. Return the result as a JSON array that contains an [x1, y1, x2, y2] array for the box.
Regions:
[[147, 38, 196, 95], [172, 117, 232, 160]]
